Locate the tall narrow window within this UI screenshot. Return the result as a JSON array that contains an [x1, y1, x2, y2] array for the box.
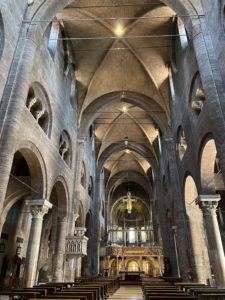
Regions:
[[128, 227, 135, 244], [48, 21, 59, 59]]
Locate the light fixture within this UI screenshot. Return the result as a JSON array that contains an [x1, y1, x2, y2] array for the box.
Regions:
[[115, 21, 125, 37], [124, 136, 129, 148], [122, 106, 127, 113]]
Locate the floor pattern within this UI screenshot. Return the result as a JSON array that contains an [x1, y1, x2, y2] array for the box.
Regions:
[[108, 286, 143, 300]]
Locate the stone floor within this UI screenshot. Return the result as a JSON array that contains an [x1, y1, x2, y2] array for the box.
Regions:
[[109, 286, 143, 300]]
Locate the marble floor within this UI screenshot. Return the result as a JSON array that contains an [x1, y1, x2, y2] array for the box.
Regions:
[[109, 286, 143, 300]]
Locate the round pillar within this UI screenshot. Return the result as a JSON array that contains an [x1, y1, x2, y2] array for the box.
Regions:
[[24, 200, 52, 287], [196, 195, 225, 288], [52, 216, 67, 282]]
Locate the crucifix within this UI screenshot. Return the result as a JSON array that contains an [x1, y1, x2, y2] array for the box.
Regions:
[[123, 191, 137, 214]]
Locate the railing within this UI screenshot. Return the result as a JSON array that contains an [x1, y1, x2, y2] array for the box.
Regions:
[[106, 245, 163, 256], [107, 228, 154, 247]]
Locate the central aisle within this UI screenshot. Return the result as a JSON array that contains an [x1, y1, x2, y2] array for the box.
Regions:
[[109, 286, 143, 300]]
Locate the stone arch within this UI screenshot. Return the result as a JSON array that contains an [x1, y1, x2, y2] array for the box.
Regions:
[[97, 140, 159, 178], [184, 175, 198, 207], [78, 91, 169, 139], [106, 170, 152, 201], [15, 140, 47, 197], [199, 135, 217, 193], [3, 142, 46, 216], [27, 0, 199, 47], [50, 177, 69, 216], [183, 173, 211, 283], [126, 258, 140, 271]]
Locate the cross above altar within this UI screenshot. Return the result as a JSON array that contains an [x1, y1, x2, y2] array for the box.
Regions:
[[122, 191, 137, 213]]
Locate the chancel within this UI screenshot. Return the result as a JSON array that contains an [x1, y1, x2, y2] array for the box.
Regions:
[[1, 1, 225, 299]]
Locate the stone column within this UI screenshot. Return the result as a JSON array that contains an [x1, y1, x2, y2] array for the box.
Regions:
[[139, 256, 143, 271], [116, 256, 119, 276], [75, 256, 82, 278], [164, 138, 190, 278], [122, 256, 125, 271], [52, 216, 67, 282], [171, 226, 181, 278], [24, 200, 52, 287], [196, 195, 225, 288]]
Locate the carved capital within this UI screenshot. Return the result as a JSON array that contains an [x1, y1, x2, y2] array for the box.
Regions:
[[74, 227, 86, 237], [26, 199, 52, 218], [195, 194, 221, 215]]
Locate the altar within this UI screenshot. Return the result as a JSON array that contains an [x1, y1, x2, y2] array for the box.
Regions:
[[119, 270, 144, 280]]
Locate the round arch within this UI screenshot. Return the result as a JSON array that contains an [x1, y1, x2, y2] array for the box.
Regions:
[[27, 0, 199, 45], [49, 176, 69, 217], [199, 136, 217, 193], [184, 174, 198, 207], [106, 170, 152, 199], [15, 140, 47, 197], [2, 143, 46, 220], [97, 141, 159, 178], [78, 91, 169, 139]]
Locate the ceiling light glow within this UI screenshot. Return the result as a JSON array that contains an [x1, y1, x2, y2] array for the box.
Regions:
[[115, 22, 125, 37], [122, 106, 128, 113]]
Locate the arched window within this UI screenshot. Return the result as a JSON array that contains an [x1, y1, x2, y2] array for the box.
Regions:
[[70, 79, 77, 108], [59, 130, 72, 167], [177, 18, 188, 50], [48, 21, 59, 59], [81, 162, 86, 188], [190, 72, 205, 120], [177, 126, 187, 160]]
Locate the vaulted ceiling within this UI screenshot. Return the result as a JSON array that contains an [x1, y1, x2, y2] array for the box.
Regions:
[[58, 0, 176, 211]]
